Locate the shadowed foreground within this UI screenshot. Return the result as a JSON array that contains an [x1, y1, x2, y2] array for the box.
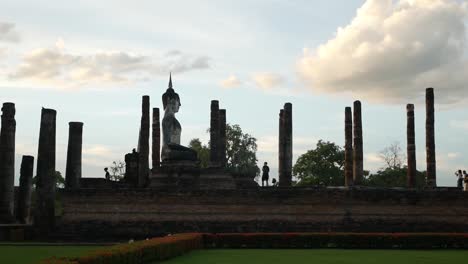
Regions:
[[158, 249, 468, 264], [0, 245, 100, 264]]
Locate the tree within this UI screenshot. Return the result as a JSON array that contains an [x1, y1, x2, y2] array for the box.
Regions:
[[109, 161, 125, 181], [189, 123, 260, 178], [293, 140, 345, 186], [32, 171, 65, 189], [364, 142, 426, 188], [225, 124, 259, 178], [189, 138, 210, 168]]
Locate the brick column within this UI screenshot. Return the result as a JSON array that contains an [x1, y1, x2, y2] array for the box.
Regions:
[[219, 109, 227, 168], [353, 100, 363, 185], [425, 88, 436, 187], [210, 100, 220, 167], [345, 107, 353, 186], [279, 103, 292, 187], [35, 108, 56, 233], [65, 122, 83, 189], [152, 107, 160, 171], [407, 104, 416, 188], [137, 95, 150, 187], [0, 102, 16, 223], [17, 155, 34, 223]]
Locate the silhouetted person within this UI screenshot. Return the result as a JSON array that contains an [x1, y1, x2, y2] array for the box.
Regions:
[[272, 178, 277, 187], [262, 162, 270, 187], [456, 170, 463, 189], [104, 167, 110, 181], [464, 170, 468, 191]]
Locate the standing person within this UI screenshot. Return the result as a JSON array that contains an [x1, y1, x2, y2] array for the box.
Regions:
[[104, 167, 110, 181], [456, 170, 463, 189], [464, 170, 468, 191], [262, 162, 270, 187]]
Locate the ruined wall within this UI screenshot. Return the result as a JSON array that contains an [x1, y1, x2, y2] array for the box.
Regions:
[[57, 188, 468, 240]]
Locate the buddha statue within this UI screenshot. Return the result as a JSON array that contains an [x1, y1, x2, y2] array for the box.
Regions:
[[161, 74, 197, 162]]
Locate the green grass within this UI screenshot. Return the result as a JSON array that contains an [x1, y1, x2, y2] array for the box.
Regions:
[[158, 249, 468, 264], [0, 245, 101, 264]]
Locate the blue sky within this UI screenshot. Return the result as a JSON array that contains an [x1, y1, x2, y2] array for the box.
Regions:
[[1, 0, 467, 186]]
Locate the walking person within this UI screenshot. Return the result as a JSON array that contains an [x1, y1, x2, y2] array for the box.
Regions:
[[262, 162, 270, 187], [104, 167, 111, 181], [456, 170, 463, 189]]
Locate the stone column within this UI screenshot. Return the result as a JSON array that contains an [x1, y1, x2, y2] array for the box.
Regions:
[[219, 109, 227, 168], [407, 104, 416, 188], [35, 108, 56, 233], [345, 107, 353, 186], [137, 96, 150, 187], [278, 109, 284, 185], [425, 88, 436, 187], [210, 100, 220, 166], [279, 103, 292, 187], [65, 122, 83, 189], [17, 155, 34, 224], [0, 102, 16, 223], [353, 101, 363, 185], [152, 107, 160, 171]]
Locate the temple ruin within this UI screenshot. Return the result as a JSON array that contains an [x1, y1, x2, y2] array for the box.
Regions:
[[0, 79, 467, 241]]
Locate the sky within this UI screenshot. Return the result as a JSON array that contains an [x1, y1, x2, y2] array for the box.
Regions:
[[1, 0, 468, 186]]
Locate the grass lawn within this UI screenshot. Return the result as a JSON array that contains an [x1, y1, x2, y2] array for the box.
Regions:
[[158, 249, 468, 264], [0, 245, 101, 264]]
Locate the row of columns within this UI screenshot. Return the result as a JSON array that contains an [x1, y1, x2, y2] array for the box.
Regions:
[[210, 100, 227, 168], [345, 88, 437, 188], [279, 103, 293, 187]]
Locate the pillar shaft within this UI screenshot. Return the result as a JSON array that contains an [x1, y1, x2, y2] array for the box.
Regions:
[[17, 155, 34, 224], [137, 96, 150, 187], [152, 108, 161, 171], [0, 102, 16, 223], [210, 100, 220, 166], [407, 104, 416, 188], [425, 88, 436, 187], [279, 103, 292, 187], [345, 107, 353, 186], [219, 109, 227, 168], [35, 108, 56, 233], [353, 101, 363, 184], [65, 122, 83, 189], [278, 109, 284, 185]]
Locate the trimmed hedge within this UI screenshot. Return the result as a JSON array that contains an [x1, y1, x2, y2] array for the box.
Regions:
[[203, 233, 468, 249], [40, 233, 203, 264]]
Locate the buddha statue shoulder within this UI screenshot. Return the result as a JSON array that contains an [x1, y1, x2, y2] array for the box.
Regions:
[[161, 74, 197, 162]]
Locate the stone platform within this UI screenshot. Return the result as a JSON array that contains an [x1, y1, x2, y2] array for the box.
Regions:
[[150, 161, 236, 190]]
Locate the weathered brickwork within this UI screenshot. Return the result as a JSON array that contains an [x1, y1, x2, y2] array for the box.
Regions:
[[57, 188, 468, 240]]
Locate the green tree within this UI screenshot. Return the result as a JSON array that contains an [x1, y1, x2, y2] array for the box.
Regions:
[[32, 171, 65, 189], [189, 123, 260, 178], [364, 142, 426, 188], [293, 140, 345, 186], [109, 161, 125, 181], [189, 138, 210, 168]]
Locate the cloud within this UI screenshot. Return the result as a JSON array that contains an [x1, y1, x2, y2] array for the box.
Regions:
[[252, 72, 284, 90], [0, 22, 20, 43], [7, 44, 210, 88], [220, 75, 241, 88], [298, 0, 468, 105]]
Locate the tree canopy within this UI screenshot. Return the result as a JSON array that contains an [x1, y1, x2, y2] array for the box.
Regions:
[[293, 140, 345, 186], [189, 123, 259, 178]]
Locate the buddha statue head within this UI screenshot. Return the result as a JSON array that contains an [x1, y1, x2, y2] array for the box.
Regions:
[[162, 73, 181, 114]]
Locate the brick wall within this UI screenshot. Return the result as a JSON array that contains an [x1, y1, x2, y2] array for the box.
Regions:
[[56, 187, 468, 240]]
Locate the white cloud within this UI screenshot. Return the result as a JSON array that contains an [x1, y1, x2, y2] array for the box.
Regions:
[[220, 75, 241, 88], [0, 22, 20, 43], [447, 152, 459, 159], [252, 72, 284, 90], [7, 45, 210, 88], [298, 0, 468, 105]]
